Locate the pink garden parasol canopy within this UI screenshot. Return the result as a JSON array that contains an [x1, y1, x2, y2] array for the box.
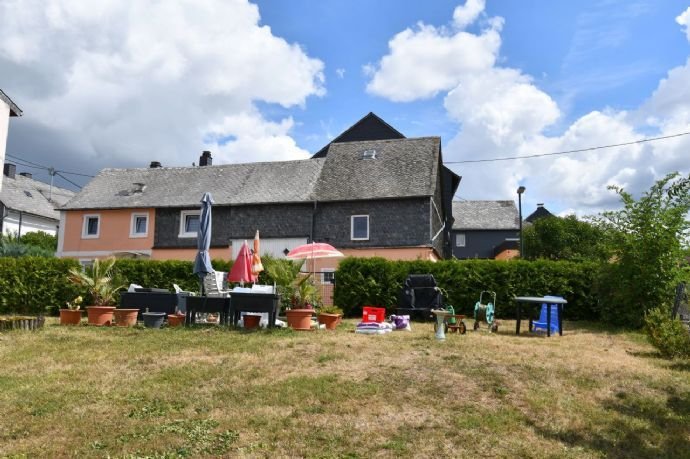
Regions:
[[228, 241, 256, 284], [285, 242, 344, 260]]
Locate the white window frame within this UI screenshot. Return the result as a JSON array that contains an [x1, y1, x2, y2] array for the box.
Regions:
[[456, 233, 466, 247], [351, 215, 369, 241], [321, 268, 336, 285], [81, 214, 100, 239], [129, 213, 149, 238], [178, 210, 200, 238]]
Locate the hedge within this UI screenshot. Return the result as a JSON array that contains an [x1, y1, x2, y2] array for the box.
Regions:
[[333, 257, 601, 320], [0, 258, 233, 315]]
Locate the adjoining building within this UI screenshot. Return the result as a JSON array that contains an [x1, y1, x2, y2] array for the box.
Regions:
[[0, 89, 22, 193], [451, 200, 520, 259]]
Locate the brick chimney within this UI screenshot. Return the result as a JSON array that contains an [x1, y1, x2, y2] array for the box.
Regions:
[[19, 172, 32, 179], [199, 151, 212, 166], [3, 163, 16, 179]]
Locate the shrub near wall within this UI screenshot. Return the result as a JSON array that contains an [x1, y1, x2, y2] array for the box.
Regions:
[[334, 257, 600, 320], [0, 257, 82, 315]]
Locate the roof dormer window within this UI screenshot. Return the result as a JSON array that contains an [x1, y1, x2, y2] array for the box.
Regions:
[[360, 149, 377, 160]]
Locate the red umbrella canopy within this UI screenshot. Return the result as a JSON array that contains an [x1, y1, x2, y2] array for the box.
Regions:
[[228, 241, 256, 284], [286, 242, 344, 260]]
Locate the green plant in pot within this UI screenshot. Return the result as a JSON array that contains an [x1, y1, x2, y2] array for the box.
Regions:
[[59, 295, 83, 326], [317, 305, 343, 330], [68, 258, 125, 326]]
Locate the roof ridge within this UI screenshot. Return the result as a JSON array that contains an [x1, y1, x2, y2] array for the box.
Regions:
[[99, 157, 325, 174]]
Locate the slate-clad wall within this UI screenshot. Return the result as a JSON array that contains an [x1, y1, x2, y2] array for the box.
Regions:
[[154, 204, 312, 248], [451, 229, 519, 259], [313, 198, 429, 249]]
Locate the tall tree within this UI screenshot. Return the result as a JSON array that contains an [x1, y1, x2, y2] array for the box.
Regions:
[[596, 172, 690, 327], [523, 215, 610, 261]]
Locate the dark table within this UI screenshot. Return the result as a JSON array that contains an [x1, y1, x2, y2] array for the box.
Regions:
[[119, 291, 182, 319], [185, 296, 231, 325], [514, 296, 568, 337], [229, 292, 280, 328]]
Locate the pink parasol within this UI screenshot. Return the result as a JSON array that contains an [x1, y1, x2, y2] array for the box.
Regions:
[[228, 241, 256, 285], [285, 242, 344, 260]]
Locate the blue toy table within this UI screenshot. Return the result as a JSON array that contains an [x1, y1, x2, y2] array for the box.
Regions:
[[513, 296, 568, 337]]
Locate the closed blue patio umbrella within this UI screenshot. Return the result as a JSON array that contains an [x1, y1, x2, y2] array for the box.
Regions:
[[193, 192, 215, 294]]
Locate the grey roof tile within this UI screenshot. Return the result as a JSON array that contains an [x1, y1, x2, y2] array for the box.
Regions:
[[314, 137, 440, 201], [61, 159, 326, 210], [1, 175, 74, 219], [452, 200, 519, 230]]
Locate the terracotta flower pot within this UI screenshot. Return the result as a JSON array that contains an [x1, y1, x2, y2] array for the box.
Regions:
[[286, 309, 314, 331], [114, 309, 139, 327], [243, 314, 261, 330], [318, 313, 342, 330], [167, 314, 185, 327], [59, 309, 83, 325], [86, 306, 116, 326]]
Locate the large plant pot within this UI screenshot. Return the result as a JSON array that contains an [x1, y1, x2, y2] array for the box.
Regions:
[[318, 313, 342, 330], [59, 309, 82, 326], [167, 314, 185, 327], [114, 309, 139, 327], [286, 309, 314, 331], [243, 314, 261, 330], [143, 312, 166, 329], [86, 306, 115, 326]]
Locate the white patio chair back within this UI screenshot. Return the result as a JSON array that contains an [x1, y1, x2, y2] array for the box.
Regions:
[[203, 271, 231, 297]]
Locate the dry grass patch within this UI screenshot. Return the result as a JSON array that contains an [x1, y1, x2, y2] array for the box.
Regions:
[[0, 319, 688, 457]]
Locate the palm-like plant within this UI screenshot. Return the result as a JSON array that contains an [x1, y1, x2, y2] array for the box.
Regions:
[[68, 258, 125, 306]]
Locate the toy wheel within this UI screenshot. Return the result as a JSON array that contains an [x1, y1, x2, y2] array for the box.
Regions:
[[491, 323, 498, 333], [473, 321, 479, 331], [459, 321, 467, 334]]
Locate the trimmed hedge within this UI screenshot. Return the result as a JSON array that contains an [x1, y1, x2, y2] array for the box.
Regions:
[[0, 258, 234, 315], [334, 257, 600, 320]]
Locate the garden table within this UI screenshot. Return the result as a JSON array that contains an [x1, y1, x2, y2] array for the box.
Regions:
[[513, 296, 567, 337]]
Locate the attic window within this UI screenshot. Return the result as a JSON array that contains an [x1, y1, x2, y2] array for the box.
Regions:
[[24, 191, 33, 198], [360, 149, 377, 160]]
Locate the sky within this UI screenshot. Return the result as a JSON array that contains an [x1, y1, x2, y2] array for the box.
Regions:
[[1, 0, 690, 217]]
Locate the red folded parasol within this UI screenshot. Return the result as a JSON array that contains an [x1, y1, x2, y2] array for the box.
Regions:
[[228, 241, 256, 284]]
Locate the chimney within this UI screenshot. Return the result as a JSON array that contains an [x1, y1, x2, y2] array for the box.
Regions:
[[149, 161, 162, 168], [19, 172, 32, 179], [537, 203, 544, 208], [199, 151, 212, 167], [3, 163, 16, 179]]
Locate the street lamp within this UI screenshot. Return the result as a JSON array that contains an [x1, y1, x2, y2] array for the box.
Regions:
[[517, 186, 526, 258]]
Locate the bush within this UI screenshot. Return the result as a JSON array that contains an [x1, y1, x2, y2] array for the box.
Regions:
[[644, 307, 690, 358], [334, 257, 600, 319]]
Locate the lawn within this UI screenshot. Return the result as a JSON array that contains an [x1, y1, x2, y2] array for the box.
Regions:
[[1, 320, 688, 458]]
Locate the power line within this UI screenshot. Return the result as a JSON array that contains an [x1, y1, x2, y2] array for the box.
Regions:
[[54, 172, 82, 190], [445, 131, 690, 165], [5, 152, 95, 178]]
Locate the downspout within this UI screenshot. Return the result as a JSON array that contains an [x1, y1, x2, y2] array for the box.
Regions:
[[0, 202, 4, 234], [311, 200, 317, 243], [18, 210, 23, 236]]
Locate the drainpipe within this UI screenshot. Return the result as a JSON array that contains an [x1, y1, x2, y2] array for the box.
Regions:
[[18, 210, 23, 236], [310, 200, 317, 243], [0, 202, 4, 234]]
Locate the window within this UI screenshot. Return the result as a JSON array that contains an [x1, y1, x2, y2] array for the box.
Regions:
[[81, 214, 100, 238], [321, 269, 336, 284], [351, 215, 369, 240], [360, 149, 377, 160], [456, 233, 466, 247], [130, 213, 148, 238], [179, 210, 200, 238]]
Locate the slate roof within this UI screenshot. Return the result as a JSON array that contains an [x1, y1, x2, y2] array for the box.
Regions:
[[61, 136, 443, 210], [314, 137, 441, 201], [61, 159, 326, 210], [312, 112, 405, 158], [1, 174, 74, 220], [525, 204, 555, 223], [452, 200, 519, 230], [0, 89, 22, 117]]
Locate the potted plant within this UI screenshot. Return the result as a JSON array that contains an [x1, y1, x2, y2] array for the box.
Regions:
[[167, 312, 186, 327], [68, 258, 125, 326], [59, 296, 83, 325], [317, 305, 343, 330], [285, 275, 320, 331]]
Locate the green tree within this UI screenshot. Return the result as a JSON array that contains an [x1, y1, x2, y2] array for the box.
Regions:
[[20, 231, 57, 251], [523, 215, 610, 261], [596, 172, 690, 327]]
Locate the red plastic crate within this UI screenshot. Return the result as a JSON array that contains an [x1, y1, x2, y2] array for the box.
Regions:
[[362, 306, 385, 323]]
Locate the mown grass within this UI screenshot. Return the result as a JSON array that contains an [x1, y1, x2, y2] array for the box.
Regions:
[[0, 320, 688, 458]]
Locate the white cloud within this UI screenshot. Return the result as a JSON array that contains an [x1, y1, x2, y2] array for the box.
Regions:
[[0, 0, 324, 178], [677, 7, 690, 42], [336, 68, 346, 79], [453, 0, 485, 29], [367, 4, 690, 215]]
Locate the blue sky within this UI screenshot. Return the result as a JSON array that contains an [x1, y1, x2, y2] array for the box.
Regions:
[[2, 0, 690, 216]]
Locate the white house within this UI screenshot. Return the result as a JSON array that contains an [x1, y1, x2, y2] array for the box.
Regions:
[[1, 164, 74, 236], [0, 89, 22, 193]]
